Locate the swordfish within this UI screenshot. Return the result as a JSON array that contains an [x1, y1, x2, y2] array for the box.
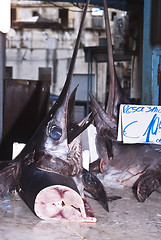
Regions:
[[89, 0, 161, 202], [0, 0, 109, 222]]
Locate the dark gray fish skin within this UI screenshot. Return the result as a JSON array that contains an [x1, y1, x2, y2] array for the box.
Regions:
[[18, 162, 80, 214], [89, 0, 161, 202]]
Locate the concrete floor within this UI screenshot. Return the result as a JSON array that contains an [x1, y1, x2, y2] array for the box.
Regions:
[[0, 186, 161, 240]]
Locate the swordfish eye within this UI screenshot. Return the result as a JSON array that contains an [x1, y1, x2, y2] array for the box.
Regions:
[[49, 126, 62, 140]]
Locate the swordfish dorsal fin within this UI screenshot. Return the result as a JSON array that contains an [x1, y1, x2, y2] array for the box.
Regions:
[[67, 86, 94, 144], [88, 90, 117, 141]]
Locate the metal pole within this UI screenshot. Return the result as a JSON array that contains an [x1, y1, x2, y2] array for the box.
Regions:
[[142, 0, 152, 104], [0, 32, 5, 143], [87, 49, 91, 115]]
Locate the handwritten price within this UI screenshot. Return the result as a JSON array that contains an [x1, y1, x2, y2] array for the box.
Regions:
[[118, 105, 161, 144], [123, 105, 161, 114]]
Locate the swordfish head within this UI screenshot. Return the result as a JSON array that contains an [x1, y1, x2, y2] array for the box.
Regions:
[[88, 0, 161, 203], [0, 0, 109, 218], [15, 0, 90, 178], [89, 0, 130, 172], [103, 0, 130, 124]]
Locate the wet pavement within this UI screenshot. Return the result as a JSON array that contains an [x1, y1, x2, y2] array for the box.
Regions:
[[0, 186, 161, 240]]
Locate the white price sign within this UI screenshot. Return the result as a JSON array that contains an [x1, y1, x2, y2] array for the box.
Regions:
[[117, 104, 161, 144]]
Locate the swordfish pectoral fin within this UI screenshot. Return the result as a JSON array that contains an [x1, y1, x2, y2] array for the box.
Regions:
[[132, 165, 161, 202], [82, 168, 109, 212], [0, 161, 20, 196]]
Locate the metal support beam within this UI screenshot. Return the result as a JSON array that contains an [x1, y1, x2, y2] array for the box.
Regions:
[[142, 0, 153, 104], [142, 0, 161, 105], [0, 32, 5, 143], [151, 49, 160, 105], [87, 49, 92, 115], [34, 0, 143, 11]]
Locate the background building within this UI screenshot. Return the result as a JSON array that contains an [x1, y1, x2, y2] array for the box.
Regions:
[[7, 0, 131, 108]]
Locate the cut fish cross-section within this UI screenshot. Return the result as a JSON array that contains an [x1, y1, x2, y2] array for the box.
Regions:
[[35, 185, 96, 222]]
